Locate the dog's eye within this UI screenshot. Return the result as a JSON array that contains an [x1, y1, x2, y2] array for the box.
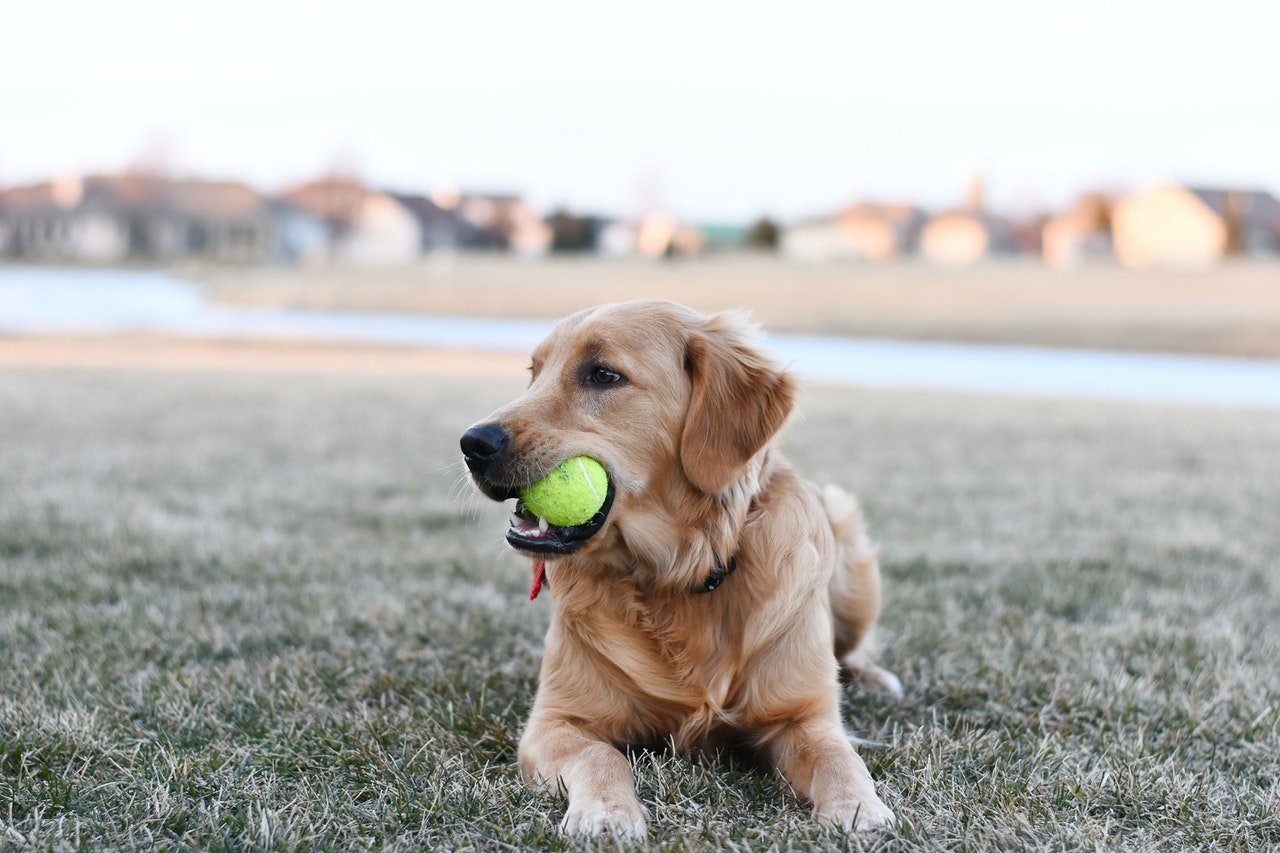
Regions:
[[589, 366, 623, 385]]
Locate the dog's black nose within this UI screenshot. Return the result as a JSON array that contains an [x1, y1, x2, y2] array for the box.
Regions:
[[460, 423, 508, 473]]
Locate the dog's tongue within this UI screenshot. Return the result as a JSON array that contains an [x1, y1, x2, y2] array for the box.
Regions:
[[529, 560, 546, 600]]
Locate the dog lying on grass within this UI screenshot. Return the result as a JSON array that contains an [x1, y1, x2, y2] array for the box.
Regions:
[[461, 300, 900, 839]]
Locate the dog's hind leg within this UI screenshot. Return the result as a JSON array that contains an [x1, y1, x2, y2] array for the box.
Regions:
[[822, 484, 903, 698]]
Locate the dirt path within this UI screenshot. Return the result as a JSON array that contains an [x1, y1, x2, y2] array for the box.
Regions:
[[0, 334, 524, 375]]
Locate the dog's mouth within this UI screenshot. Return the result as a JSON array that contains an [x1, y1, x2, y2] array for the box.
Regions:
[[506, 480, 615, 555]]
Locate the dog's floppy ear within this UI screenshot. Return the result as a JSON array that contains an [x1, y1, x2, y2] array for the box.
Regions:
[[680, 310, 796, 495]]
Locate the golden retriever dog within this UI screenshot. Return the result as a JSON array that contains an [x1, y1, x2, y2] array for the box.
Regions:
[[460, 300, 900, 839]]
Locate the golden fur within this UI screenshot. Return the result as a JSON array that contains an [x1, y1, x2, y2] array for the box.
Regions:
[[466, 300, 899, 838]]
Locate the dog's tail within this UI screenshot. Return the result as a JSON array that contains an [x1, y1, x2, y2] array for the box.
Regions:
[[821, 484, 903, 697], [822, 483, 872, 556]]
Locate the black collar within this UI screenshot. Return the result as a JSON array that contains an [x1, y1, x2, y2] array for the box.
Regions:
[[697, 555, 737, 593]]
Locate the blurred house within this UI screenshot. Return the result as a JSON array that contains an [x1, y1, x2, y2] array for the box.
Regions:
[[0, 175, 135, 262], [919, 175, 1021, 265], [284, 179, 421, 266], [338, 194, 422, 266], [270, 200, 330, 265], [390, 193, 467, 252], [1112, 184, 1280, 267], [1042, 194, 1113, 267], [837, 203, 923, 260], [636, 212, 704, 257], [281, 181, 552, 261], [281, 177, 364, 233], [781, 218, 860, 261], [781, 203, 922, 261], [1002, 212, 1052, 257], [919, 210, 1019, 265], [162, 180, 279, 263], [589, 215, 710, 258], [597, 221, 638, 257], [456, 193, 551, 256], [0, 174, 278, 263], [398, 191, 535, 252]]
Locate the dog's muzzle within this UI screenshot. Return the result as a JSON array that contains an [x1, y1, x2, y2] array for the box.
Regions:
[[460, 423, 613, 554]]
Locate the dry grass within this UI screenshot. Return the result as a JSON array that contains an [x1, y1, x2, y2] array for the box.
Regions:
[[1, 366, 1278, 850], [199, 256, 1280, 359]]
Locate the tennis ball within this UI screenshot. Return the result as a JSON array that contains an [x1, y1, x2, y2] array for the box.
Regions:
[[520, 456, 609, 527]]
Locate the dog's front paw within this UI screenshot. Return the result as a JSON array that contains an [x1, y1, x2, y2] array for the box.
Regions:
[[818, 794, 896, 832], [560, 797, 648, 840]]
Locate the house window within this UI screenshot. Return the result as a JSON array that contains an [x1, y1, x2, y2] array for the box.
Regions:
[[190, 222, 208, 252]]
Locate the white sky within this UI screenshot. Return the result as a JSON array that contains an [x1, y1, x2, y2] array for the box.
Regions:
[[4, 0, 1278, 221]]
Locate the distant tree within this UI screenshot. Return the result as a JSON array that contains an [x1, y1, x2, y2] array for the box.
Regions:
[[548, 209, 597, 253], [747, 217, 779, 250]]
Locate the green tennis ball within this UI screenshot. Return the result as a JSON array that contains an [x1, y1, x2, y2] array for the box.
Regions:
[[520, 456, 609, 527]]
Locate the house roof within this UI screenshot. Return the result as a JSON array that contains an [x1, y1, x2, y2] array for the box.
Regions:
[[87, 174, 165, 209], [1188, 187, 1280, 229], [167, 180, 270, 218], [282, 178, 368, 223], [388, 193, 454, 227], [837, 202, 923, 226], [0, 183, 57, 211], [0, 174, 269, 220], [927, 209, 989, 226], [0, 175, 162, 214], [924, 208, 1020, 250], [1050, 193, 1112, 232], [460, 192, 521, 205]]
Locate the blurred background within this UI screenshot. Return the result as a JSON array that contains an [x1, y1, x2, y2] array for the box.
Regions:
[[2, 0, 1279, 403]]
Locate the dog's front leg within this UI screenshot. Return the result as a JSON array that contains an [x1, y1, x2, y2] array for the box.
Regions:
[[518, 712, 647, 840], [764, 716, 895, 832]]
